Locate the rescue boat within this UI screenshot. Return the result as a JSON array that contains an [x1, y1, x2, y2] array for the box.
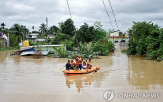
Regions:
[[84, 68, 93, 73], [91, 66, 100, 71], [64, 70, 88, 74], [64, 66, 100, 74]]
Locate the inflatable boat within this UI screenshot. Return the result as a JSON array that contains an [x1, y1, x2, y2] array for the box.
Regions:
[[91, 66, 100, 71], [64, 66, 100, 74], [64, 70, 87, 74]]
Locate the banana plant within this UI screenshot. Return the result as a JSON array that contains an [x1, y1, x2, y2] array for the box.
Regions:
[[78, 41, 87, 55], [53, 45, 66, 58], [83, 42, 98, 58]]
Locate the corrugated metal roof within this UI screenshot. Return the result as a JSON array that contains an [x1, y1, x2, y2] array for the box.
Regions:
[[20, 51, 49, 56]]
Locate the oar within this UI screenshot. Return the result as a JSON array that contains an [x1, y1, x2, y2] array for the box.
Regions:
[[60, 66, 65, 71]]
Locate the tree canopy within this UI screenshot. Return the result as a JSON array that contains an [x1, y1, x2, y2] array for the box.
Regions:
[[128, 21, 163, 61], [59, 18, 75, 37]]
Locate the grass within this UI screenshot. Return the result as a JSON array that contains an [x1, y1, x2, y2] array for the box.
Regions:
[[0, 46, 20, 51]]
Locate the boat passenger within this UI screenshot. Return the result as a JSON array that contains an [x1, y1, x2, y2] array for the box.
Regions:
[[66, 60, 73, 70], [75, 56, 82, 70], [82, 62, 87, 69], [70, 60, 76, 68], [87, 59, 92, 69]]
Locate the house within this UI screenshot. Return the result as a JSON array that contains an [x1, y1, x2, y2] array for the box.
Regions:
[[26, 33, 45, 42], [26, 33, 55, 42], [0, 32, 9, 47], [109, 31, 129, 44], [109, 30, 120, 38], [47, 33, 55, 39]]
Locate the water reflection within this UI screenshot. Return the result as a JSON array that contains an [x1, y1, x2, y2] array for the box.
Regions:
[[0, 51, 9, 63], [65, 70, 110, 93], [127, 55, 163, 90]]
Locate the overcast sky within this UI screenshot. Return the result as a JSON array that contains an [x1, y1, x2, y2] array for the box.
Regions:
[[1, 0, 163, 33]]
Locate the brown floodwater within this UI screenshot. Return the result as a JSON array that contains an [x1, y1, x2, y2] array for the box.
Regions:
[[0, 45, 163, 102]]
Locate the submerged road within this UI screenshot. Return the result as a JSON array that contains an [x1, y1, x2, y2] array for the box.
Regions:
[[0, 45, 163, 102]]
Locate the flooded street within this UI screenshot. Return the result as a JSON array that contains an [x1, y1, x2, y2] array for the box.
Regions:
[[0, 46, 163, 102]]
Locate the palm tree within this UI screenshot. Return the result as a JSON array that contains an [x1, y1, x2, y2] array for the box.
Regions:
[[39, 23, 48, 38], [39, 23, 46, 34], [10, 24, 29, 41], [1, 23, 5, 29]]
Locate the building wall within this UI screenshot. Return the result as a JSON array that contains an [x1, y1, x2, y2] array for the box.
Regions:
[[0, 38, 7, 47], [109, 31, 120, 38]]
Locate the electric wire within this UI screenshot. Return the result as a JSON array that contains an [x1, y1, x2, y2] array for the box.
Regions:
[[101, 0, 114, 30], [108, 0, 119, 30], [66, 0, 72, 19]]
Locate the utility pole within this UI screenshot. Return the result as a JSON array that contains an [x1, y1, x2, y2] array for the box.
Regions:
[[128, 30, 131, 57], [7, 33, 10, 47], [46, 17, 48, 39]]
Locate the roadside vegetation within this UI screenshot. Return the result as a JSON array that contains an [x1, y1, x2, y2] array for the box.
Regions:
[[124, 21, 163, 61], [0, 19, 114, 58]]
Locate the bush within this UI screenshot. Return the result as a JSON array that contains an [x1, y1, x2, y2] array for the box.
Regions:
[[60, 39, 74, 51], [51, 33, 70, 44], [128, 21, 163, 61]]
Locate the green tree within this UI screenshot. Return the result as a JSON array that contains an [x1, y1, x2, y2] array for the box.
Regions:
[[59, 18, 75, 37], [9, 34, 19, 47], [39, 23, 48, 38], [49, 25, 59, 34], [9, 24, 29, 41], [93, 21, 107, 42], [39, 23, 47, 34], [128, 21, 163, 61], [76, 23, 95, 43], [1, 23, 5, 29], [51, 33, 70, 44]]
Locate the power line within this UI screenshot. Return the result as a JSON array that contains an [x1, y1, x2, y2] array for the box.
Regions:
[[101, 0, 114, 30], [108, 0, 119, 30], [66, 0, 72, 19]]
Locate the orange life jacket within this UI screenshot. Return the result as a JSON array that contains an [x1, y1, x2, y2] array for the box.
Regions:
[[87, 61, 92, 68], [75, 58, 80, 65], [70, 61, 74, 65]]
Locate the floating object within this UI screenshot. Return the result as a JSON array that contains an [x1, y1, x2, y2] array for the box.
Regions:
[[20, 50, 49, 56], [64, 66, 100, 74], [23, 40, 29, 47], [11, 46, 35, 56], [20, 46, 34, 50]]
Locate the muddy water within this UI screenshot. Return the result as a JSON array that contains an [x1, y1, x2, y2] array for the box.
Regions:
[[0, 46, 163, 102]]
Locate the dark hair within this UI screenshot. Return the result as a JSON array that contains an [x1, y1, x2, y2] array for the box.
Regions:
[[68, 60, 70, 62], [83, 62, 86, 64], [89, 59, 91, 60]]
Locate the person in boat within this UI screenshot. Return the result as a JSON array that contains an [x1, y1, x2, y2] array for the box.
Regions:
[[87, 59, 92, 69], [70, 60, 76, 69], [66, 60, 73, 70], [75, 55, 83, 70], [82, 62, 87, 69]]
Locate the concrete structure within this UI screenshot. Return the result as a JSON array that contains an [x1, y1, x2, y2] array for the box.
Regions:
[[0, 33, 10, 47], [109, 31, 129, 46], [26, 33, 55, 42], [33, 44, 66, 52], [109, 31, 120, 38], [47, 33, 55, 39]]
